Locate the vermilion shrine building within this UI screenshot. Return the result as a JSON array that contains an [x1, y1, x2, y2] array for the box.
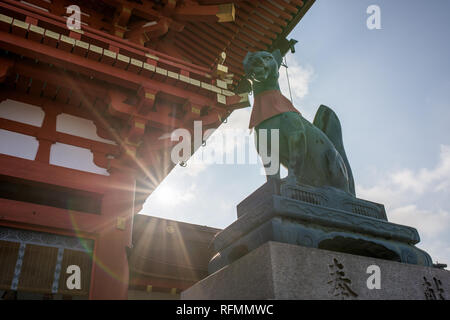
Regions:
[[0, 0, 314, 299]]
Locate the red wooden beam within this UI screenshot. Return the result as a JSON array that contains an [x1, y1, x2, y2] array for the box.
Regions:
[[0, 117, 119, 159], [173, 3, 235, 23], [0, 154, 110, 195], [0, 57, 15, 82], [0, 30, 221, 108], [126, 18, 170, 44], [1, 90, 115, 143], [0, 0, 212, 75]]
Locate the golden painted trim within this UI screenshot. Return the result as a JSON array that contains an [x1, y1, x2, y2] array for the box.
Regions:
[[217, 94, 226, 104], [145, 53, 160, 61], [103, 49, 117, 59], [72, 28, 84, 34], [29, 24, 44, 35], [135, 121, 146, 129], [145, 92, 155, 100], [216, 64, 228, 74], [117, 53, 130, 63], [44, 29, 60, 40], [130, 58, 143, 67], [114, 24, 128, 31], [179, 74, 191, 83], [143, 62, 156, 72], [75, 39, 89, 49], [168, 71, 179, 79], [211, 86, 222, 94], [116, 217, 126, 230], [189, 78, 200, 86], [12, 19, 29, 30], [201, 82, 213, 91], [89, 44, 103, 54], [216, 79, 227, 89], [156, 67, 167, 76], [217, 3, 235, 23], [239, 93, 249, 102], [222, 89, 234, 97], [0, 14, 13, 24], [60, 35, 75, 45]]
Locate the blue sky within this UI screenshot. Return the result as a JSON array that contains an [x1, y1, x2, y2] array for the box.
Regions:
[[140, 0, 450, 266]]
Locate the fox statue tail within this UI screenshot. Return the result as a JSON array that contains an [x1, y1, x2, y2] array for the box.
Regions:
[[313, 105, 355, 196]]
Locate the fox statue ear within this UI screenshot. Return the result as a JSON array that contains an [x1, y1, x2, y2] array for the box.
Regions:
[[271, 49, 283, 69], [243, 51, 253, 75]]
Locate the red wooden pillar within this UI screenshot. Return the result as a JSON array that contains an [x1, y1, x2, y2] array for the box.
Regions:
[[89, 168, 135, 300], [35, 105, 61, 163]]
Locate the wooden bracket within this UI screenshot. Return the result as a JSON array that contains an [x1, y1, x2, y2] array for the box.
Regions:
[[137, 87, 158, 115], [126, 116, 147, 144], [0, 57, 14, 83]]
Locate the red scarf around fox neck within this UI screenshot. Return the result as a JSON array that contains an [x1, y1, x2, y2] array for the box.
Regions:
[[249, 89, 301, 129]]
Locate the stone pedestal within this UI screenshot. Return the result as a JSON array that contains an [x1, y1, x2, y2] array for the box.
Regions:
[[209, 180, 432, 274], [182, 242, 450, 300], [183, 180, 446, 300]]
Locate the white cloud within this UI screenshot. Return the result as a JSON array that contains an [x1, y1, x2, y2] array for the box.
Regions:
[[278, 54, 314, 103], [357, 144, 450, 267], [141, 108, 259, 221], [358, 145, 450, 203], [147, 176, 196, 208], [220, 107, 252, 131], [389, 205, 450, 238], [424, 239, 450, 266], [163, 108, 254, 179], [392, 145, 450, 194]]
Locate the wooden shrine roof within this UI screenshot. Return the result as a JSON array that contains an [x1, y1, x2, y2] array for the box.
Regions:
[[0, 0, 316, 213], [7, 0, 316, 89]]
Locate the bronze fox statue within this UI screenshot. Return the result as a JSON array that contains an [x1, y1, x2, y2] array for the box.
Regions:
[[244, 50, 355, 195]]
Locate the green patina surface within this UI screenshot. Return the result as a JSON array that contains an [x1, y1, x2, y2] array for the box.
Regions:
[[244, 50, 355, 195], [212, 51, 436, 270]]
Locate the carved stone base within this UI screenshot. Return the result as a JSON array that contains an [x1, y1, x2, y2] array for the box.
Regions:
[[182, 242, 449, 300], [209, 180, 433, 274]]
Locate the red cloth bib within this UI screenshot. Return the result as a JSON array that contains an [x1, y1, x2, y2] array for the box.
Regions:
[[249, 90, 301, 128]]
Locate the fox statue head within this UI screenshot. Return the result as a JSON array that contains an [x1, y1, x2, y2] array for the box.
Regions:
[[242, 49, 283, 94]]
